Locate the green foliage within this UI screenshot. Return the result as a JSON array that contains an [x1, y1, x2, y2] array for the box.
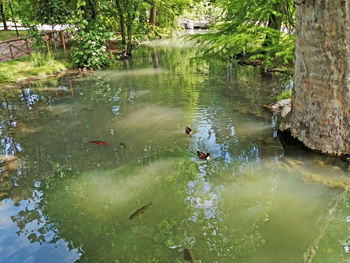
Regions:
[[71, 21, 112, 69], [30, 52, 55, 67], [189, 0, 295, 69], [35, 0, 71, 25], [181, 0, 220, 22], [28, 27, 46, 52], [11, 0, 197, 58], [10, 0, 37, 24], [0, 30, 30, 41], [156, 0, 194, 29], [0, 70, 15, 83], [0, 55, 69, 85], [277, 89, 292, 101]]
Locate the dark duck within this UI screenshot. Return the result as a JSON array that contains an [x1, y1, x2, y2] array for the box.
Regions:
[[197, 151, 210, 161], [185, 127, 193, 135]]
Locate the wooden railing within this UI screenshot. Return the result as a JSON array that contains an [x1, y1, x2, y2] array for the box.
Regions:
[[43, 30, 68, 58], [0, 38, 32, 62], [0, 30, 71, 62]]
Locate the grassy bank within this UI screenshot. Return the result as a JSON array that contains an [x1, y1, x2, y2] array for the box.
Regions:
[[0, 54, 73, 86], [0, 30, 30, 41]]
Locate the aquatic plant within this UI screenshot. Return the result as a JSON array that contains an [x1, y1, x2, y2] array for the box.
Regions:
[[277, 89, 292, 101]]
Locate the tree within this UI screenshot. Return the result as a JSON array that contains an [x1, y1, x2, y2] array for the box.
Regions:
[[10, 0, 195, 61], [114, 0, 140, 56], [288, 0, 350, 155], [115, 0, 127, 56], [149, 0, 157, 27], [114, 0, 194, 56], [35, 0, 71, 26], [0, 0, 8, 30], [189, 0, 295, 69]]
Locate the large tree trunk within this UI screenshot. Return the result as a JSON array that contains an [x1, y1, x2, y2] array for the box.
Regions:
[[290, 0, 350, 155], [0, 0, 8, 30]]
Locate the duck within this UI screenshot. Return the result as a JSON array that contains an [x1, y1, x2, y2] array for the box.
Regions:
[[185, 127, 193, 135], [197, 151, 210, 161]]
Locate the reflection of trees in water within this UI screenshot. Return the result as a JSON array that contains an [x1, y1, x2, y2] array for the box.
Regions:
[[0, 101, 23, 156], [179, 159, 279, 261], [8, 153, 278, 262], [0, 78, 77, 204], [224, 64, 292, 118], [9, 159, 196, 262], [0, 45, 292, 262]]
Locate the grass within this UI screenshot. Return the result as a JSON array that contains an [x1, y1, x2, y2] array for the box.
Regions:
[[0, 54, 73, 85], [277, 89, 292, 101], [0, 30, 30, 42]]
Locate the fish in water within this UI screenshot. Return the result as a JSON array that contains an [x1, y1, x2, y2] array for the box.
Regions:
[[129, 201, 152, 220], [89, 140, 109, 145], [197, 151, 210, 161], [184, 248, 196, 263], [185, 127, 193, 135]]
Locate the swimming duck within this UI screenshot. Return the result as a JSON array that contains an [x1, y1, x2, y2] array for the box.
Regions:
[[197, 151, 210, 160], [185, 127, 193, 135]]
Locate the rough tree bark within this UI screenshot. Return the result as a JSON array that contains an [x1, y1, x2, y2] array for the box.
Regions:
[[290, 0, 350, 155]]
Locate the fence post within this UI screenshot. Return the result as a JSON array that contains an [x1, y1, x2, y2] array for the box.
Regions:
[[25, 38, 30, 54], [44, 32, 50, 54], [9, 44, 14, 58], [61, 31, 67, 59]]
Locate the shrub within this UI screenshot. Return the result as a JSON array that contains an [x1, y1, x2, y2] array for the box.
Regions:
[[28, 27, 46, 52], [71, 22, 112, 69], [30, 52, 55, 67]]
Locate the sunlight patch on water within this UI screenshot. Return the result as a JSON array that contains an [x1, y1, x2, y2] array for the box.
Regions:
[[213, 160, 341, 262], [142, 38, 193, 48], [46, 103, 83, 115], [95, 68, 166, 79], [67, 159, 177, 215], [233, 121, 273, 138], [118, 105, 187, 129], [113, 105, 190, 153]]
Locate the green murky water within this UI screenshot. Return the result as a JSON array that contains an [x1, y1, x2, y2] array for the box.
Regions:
[[0, 39, 350, 263]]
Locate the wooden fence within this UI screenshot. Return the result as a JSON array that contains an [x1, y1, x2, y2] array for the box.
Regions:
[[0, 30, 70, 62], [43, 30, 68, 58], [0, 38, 32, 62]]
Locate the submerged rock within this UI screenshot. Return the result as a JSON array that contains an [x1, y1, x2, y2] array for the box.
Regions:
[[0, 155, 21, 173], [264, 99, 291, 118]]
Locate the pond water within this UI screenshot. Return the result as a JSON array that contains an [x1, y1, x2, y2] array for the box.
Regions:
[[0, 38, 350, 263]]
